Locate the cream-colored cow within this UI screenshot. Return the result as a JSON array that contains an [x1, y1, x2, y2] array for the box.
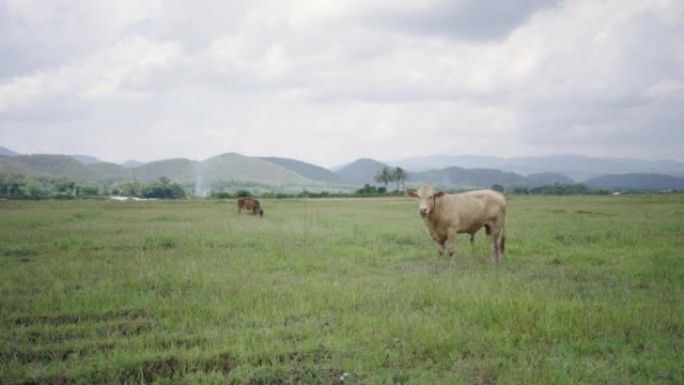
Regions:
[[408, 185, 506, 267]]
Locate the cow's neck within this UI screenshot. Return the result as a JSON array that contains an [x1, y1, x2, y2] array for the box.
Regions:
[[426, 199, 443, 228], [429, 197, 443, 221]]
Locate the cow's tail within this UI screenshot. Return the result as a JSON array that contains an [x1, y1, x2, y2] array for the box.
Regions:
[[501, 232, 506, 255]]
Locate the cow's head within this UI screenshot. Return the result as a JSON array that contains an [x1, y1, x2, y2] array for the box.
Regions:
[[407, 185, 444, 218]]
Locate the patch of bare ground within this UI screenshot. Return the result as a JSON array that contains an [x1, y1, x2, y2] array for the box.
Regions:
[[12, 308, 149, 326], [118, 353, 238, 384], [3, 342, 116, 364]]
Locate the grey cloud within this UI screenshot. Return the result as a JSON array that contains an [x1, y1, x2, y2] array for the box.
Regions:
[[518, 90, 684, 157], [0, 2, 162, 79], [0, 98, 86, 123], [154, 0, 251, 52], [0, 5, 46, 77], [365, 0, 562, 41]]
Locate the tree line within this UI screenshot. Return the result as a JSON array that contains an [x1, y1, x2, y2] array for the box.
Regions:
[[0, 173, 655, 201], [510, 183, 610, 195], [0, 174, 187, 200]]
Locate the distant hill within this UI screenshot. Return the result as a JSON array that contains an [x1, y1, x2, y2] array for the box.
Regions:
[[410, 167, 528, 189], [584, 173, 684, 190], [3, 145, 683, 192], [0, 154, 132, 183], [391, 155, 503, 172], [0, 147, 103, 164], [526, 173, 575, 186], [199, 153, 315, 186], [132, 158, 198, 182], [390, 154, 684, 180], [115, 153, 321, 187], [334, 158, 389, 185], [120, 160, 145, 168], [0, 153, 320, 190], [0, 146, 19, 157], [70, 155, 102, 164], [260, 157, 343, 184]]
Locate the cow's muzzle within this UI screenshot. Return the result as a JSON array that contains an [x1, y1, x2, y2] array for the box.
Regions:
[[419, 208, 428, 218]]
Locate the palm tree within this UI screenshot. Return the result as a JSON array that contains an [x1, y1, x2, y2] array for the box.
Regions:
[[374, 167, 394, 190], [393, 167, 408, 191]]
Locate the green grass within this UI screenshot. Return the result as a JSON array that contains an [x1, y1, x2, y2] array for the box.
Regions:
[[1, 196, 683, 384]]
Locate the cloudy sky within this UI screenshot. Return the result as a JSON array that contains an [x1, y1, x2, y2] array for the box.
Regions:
[[1, 0, 683, 167]]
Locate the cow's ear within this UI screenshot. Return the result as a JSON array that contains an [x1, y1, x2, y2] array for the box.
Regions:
[[406, 190, 418, 198], [435, 191, 445, 198]]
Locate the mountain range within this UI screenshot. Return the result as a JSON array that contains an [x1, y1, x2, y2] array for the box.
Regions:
[[389, 154, 684, 181], [1, 146, 683, 192]]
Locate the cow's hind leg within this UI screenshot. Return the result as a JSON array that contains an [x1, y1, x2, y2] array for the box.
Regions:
[[489, 227, 504, 264]]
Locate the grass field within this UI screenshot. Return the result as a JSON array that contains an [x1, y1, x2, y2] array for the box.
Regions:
[[1, 195, 683, 384]]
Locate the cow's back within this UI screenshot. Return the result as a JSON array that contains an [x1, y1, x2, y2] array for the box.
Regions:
[[463, 190, 506, 218], [463, 189, 505, 209], [439, 189, 505, 229], [237, 197, 256, 210]]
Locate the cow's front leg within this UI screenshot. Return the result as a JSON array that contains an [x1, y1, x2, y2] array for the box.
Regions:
[[446, 231, 458, 269], [435, 242, 447, 269]]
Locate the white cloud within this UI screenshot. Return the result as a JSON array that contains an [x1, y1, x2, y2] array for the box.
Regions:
[[0, 36, 185, 122], [83, 37, 186, 100]]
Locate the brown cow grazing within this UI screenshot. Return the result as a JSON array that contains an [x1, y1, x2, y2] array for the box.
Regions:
[[407, 185, 506, 267], [237, 197, 264, 217]]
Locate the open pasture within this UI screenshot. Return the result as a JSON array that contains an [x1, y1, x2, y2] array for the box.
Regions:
[[1, 195, 683, 384]]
